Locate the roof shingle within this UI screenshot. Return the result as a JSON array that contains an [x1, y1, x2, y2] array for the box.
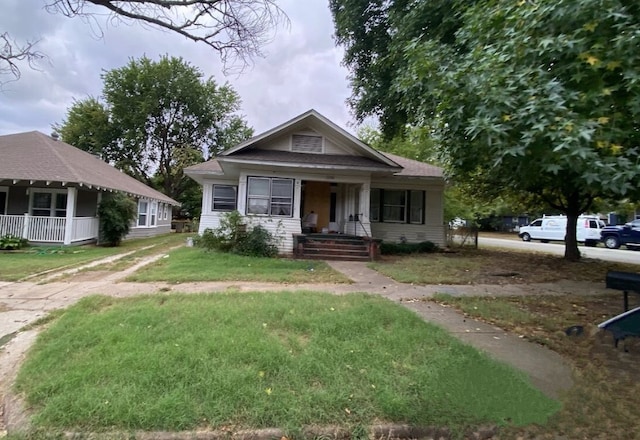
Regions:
[[0, 131, 178, 204]]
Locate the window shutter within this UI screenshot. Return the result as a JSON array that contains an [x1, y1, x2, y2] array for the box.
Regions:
[[292, 134, 323, 153]]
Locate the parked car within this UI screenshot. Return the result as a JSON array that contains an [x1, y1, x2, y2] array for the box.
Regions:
[[600, 219, 640, 249], [518, 215, 604, 246]]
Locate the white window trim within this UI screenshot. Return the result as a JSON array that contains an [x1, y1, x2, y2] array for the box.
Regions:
[[246, 177, 293, 217], [29, 188, 68, 217], [136, 199, 149, 228], [212, 184, 238, 212]]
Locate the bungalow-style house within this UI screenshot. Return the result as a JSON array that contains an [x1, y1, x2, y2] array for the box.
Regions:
[[0, 131, 179, 245], [185, 110, 445, 258]]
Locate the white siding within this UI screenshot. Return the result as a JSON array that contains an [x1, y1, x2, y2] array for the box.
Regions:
[[126, 224, 172, 239], [369, 179, 445, 246], [370, 223, 445, 246]]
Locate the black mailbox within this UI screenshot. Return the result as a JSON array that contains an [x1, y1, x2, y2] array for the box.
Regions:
[[606, 271, 640, 311]]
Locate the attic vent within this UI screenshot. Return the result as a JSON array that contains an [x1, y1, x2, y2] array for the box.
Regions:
[[292, 134, 323, 153]]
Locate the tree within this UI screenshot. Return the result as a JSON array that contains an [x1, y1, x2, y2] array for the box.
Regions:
[[1, 0, 287, 83], [334, 0, 640, 261], [57, 55, 253, 209], [330, 0, 470, 136], [53, 97, 115, 159]]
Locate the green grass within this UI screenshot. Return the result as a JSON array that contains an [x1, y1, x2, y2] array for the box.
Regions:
[[125, 247, 351, 283], [369, 248, 640, 285], [0, 233, 188, 281], [15, 292, 559, 435]]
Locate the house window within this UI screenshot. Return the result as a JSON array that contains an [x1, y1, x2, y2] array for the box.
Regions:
[[370, 188, 381, 222], [212, 185, 237, 211], [383, 190, 406, 223], [291, 134, 323, 153], [247, 177, 293, 216], [150, 202, 157, 226], [31, 191, 67, 217], [163, 204, 169, 220], [138, 200, 148, 226], [409, 191, 424, 224], [371, 189, 424, 224]]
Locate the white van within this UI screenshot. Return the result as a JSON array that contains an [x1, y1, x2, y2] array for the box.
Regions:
[[518, 215, 605, 246]]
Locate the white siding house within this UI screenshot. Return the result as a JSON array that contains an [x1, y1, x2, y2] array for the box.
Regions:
[[185, 110, 445, 255]]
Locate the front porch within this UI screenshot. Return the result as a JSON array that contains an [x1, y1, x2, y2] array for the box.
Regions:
[[0, 214, 99, 245]]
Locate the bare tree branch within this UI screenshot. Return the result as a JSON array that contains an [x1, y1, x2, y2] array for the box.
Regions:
[[0, 33, 47, 85], [46, 0, 289, 73]]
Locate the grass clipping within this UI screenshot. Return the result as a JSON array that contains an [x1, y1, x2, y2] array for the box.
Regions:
[[15, 292, 559, 433]]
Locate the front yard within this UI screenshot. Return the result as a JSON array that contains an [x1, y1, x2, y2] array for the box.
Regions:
[[14, 291, 558, 437]]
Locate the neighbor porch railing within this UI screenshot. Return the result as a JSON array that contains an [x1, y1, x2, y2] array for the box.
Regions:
[[0, 214, 99, 244]]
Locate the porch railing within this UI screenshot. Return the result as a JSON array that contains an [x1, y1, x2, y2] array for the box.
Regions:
[[0, 214, 99, 244], [71, 217, 100, 242]]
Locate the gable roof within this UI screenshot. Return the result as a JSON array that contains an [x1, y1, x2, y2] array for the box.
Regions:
[[0, 131, 179, 205], [223, 109, 401, 168], [381, 152, 443, 178]]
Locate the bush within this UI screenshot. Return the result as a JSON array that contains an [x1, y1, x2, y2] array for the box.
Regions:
[[195, 211, 279, 257], [97, 193, 138, 246], [380, 240, 438, 255], [235, 225, 278, 258], [0, 234, 28, 250]]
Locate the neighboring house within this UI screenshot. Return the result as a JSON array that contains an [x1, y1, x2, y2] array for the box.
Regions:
[[185, 109, 445, 255], [0, 131, 179, 245]]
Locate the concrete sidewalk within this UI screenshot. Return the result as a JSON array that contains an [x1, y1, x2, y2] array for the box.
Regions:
[[0, 254, 593, 403]]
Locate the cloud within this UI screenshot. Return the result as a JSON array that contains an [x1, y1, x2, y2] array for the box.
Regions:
[[0, 0, 360, 138]]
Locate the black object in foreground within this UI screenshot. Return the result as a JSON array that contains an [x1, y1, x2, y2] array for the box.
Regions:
[[598, 307, 640, 349]]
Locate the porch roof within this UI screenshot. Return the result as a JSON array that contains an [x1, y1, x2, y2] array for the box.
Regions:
[[0, 131, 178, 205]]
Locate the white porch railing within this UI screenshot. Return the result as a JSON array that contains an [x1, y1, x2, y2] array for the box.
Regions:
[[27, 216, 66, 242], [71, 217, 100, 242], [0, 214, 99, 244], [0, 215, 25, 237]]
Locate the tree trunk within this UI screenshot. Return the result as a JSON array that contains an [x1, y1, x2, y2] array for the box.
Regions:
[[564, 211, 581, 261]]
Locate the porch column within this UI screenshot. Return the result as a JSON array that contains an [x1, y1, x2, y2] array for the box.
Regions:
[[293, 179, 302, 220], [237, 177, 247, 215], [358, 182, 372, 237], [63, 187, 77, 245]]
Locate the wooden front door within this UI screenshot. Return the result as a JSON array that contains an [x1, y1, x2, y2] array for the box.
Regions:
[[302, 181, 331, 232]]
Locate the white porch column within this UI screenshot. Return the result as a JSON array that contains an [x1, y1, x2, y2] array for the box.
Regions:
[[22, 213, 30, 240], [293, 179, 302, 219], [63, 187, 77, 245], [358, 182, 371, 237], [237, 176, 247, 215]]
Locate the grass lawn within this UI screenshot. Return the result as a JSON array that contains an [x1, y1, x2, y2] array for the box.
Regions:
[[432, 292, 640, 439], [15, 292, 559, 436], [0, 233, 187, 282], [125, 246, 351, 284], [369, 248, 640, 285]]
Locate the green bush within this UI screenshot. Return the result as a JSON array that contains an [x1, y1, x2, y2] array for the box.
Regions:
[[0, 234, 28, 250], [235, 225, 278, 257], [97, 193, 138, 246], [195, 211, 279, 257], [380, 240, 438, 255]]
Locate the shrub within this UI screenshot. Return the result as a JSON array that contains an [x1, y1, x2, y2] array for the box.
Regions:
[[235, 225, 278, 258], [0, 234, 28, 250], [195, 211, 279, 257], [380, 240, 438, 255], [97, 193, 138, 246]]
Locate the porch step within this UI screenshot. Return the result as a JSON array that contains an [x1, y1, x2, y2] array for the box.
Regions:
[[296, 234, 373, 261]]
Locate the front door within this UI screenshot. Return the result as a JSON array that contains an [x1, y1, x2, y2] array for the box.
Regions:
[[301, 181, 331, 232]]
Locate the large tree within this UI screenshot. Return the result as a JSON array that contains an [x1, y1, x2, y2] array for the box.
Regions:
[[1, 0, 286, 83], [57, 55, 253, 209], [333, 0, 640, 260]]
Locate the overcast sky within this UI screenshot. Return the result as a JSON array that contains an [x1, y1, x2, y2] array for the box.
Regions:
[[0, 0, 361, 138]]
